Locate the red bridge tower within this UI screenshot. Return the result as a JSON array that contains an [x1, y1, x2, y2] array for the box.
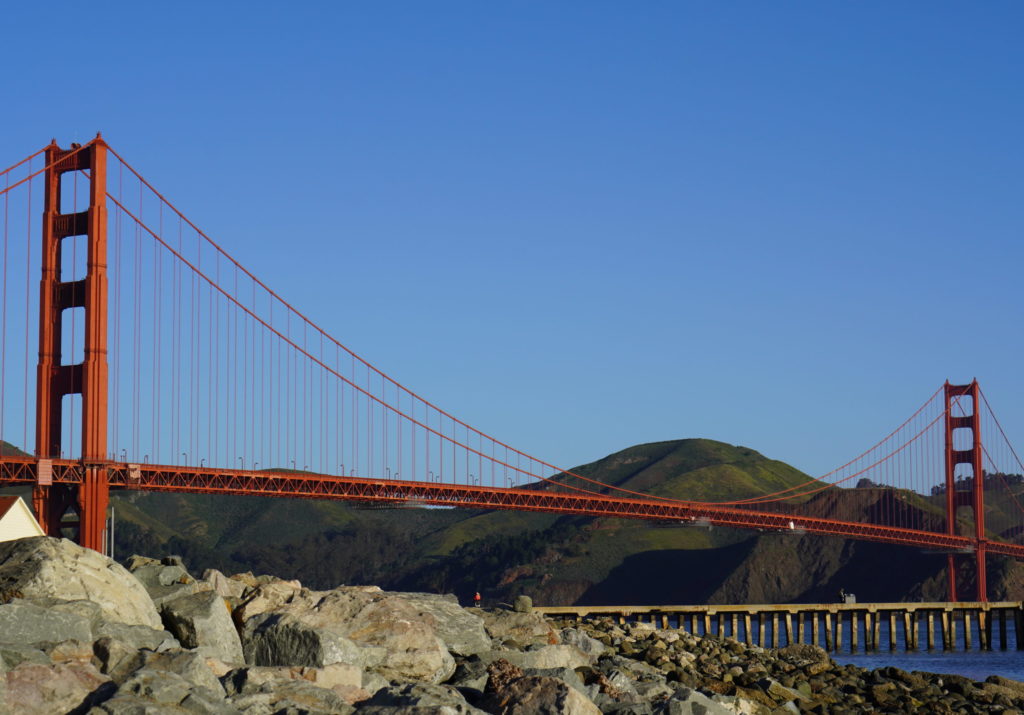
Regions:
[[944, 380, 987, 602], [32, 138, 110, 552]]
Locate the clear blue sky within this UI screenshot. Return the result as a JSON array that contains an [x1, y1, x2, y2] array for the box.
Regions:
[[2, 2, 1021, 477]]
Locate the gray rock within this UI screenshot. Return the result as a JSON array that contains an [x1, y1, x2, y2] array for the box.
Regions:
[[478, 609, 558, 647], [3, 661, 113, 714], [389, 591, 491, 657], [450, 659, 489, 694], [162, 589, 244, 664], [513, 595, 533, 613], [359, 682, 486, 714], [0, 600, 92, 645], [92, 637, 147, 684], [95, 621, 180, 651], [220, 663, 363, 696], [227, 679, 355, 713], [240, 587, 457, 683], [0, 643, 50, 669], [659, 687, 736, 715], [203, 569, 247, 600], [102, 668, 236, 714], [560, 627, 607, 658], [137, 648, 227, 696], [129, 557, 207, 608], [522, 666, 588, 696], [0, 537, 162, 628], [241, 611, 380, 669], [493, 675, 601, 714]]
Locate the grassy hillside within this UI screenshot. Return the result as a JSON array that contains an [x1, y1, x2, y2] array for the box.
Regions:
[[7, 436, 1024, 605]]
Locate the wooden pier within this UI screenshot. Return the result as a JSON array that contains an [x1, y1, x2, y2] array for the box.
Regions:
[[534, 602, 1024, 653]]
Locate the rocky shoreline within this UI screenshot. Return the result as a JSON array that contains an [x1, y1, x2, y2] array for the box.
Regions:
[[1, 536, 1022, 714]]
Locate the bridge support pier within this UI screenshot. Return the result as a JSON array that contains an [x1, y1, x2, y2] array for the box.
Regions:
[[33, 138, 109, 553], [944, 381, 987, 602]]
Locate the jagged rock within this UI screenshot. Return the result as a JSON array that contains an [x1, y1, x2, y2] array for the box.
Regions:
[[358, 681, 486, 714], [513, 595, 533, 613], [136, 648, 227, 696], [491, 674, 601, 714], [660, 687, 738, 715], [233, 580, 305, 623], [755, 677, 808, 704], [521, 644, 592, 670], [476, 644, 592, 671], [227, 678, 356, 713], [97, 668, 235, 714], [222, 663, 364, 699], [451, 658, 490, 694], [162, 589, 244, 664], [4, 661, 112, 714], [203, 568, 247, 600], [129, 556, 206, 608], [95, 621, 180, 651], [0, 600, 93, 645], [775, 643, 828, 666], [389, 591, 491, 657], [93, 637, 147, 683], [0, 643, 50, 669], [560, 627, 607, 658], [43, 639, 95, 666], [241, 611, 382, 670], [522, 666, 588, 695], [477, 609, 560, 647], [239, 588, 460, 683], [0, 537, 162, 628]]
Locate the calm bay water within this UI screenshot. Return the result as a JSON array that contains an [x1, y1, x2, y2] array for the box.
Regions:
[[658, 614, 1024, 681], [836, 649, 1024, 682]]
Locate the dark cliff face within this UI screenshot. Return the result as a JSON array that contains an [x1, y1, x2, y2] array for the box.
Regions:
[[7, 436, 1019, 605]]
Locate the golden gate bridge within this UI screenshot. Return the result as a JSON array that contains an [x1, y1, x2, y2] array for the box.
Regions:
[[1, 137, 1023, 603]]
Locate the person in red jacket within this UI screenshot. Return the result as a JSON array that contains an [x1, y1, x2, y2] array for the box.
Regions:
[[474, 591, 481, 608]]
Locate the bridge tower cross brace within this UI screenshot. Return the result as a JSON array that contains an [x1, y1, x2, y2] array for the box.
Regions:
[[943, 379, 987, 602], [32, 138, 110, 553]]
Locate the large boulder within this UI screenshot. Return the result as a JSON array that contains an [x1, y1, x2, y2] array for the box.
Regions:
[[0, 537, 161, 628], [202, 568, 247, 600], [385, 591, 491, 657], [488, 675, 601, 714], [237, 586, 488, 683], [0, 600, 93, 645], [222, 663, 369, 706], [477, 609, 560, 647], [4, 661, 112, 714], [96, 668, 235, 714], [227, 678, 356, 713], [135, 648, 227, 696], [241, 611, 382, 669], [127, 555, 207, 608], [162, 590, 244, 664], [358, 682, 486, 714]]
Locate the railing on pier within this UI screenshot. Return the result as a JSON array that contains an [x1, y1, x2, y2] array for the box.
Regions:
[[535, 602, 1024, 653]]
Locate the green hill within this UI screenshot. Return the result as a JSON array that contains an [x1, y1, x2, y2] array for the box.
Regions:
[[6, 436, 1024, 605]]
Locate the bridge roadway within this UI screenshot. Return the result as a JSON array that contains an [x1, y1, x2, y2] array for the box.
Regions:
[[3, 455, 1023, 559]]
